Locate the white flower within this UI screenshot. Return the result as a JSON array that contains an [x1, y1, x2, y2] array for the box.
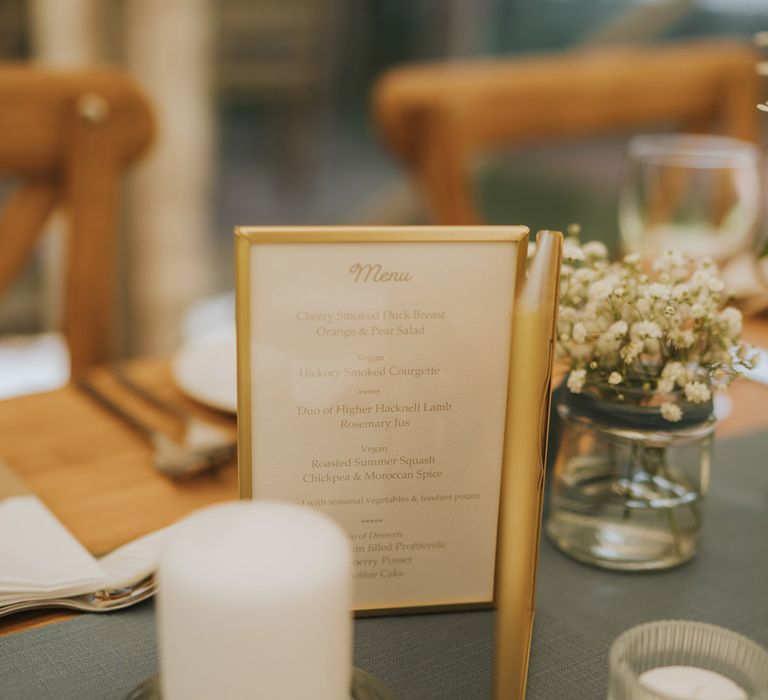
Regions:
[[670, 329, 695, 349], [621, 341, 644, 363], [662, 362, 684, 381], [597, 333, 622, 353], [707, 277, 725, 293], [684, 381, 711, 404], [588, 276, 618, 301], [661, 402, 683, 422], [719, 307, 742, 337], [608, 372, 622, 385], [563, 240, 586, 262], [656, 377, 675, 394], [672, 284, 690, 299], [692, 268, 724, 292], [572, 322, 587, 343], [636, 298, 651, 315], [690, 303, 706, 319], [630, 321, 662, 341], [623, 253, 641, 265], [574, 268, 597, 284], [653, 250, 687, 272], [646, 283, 670, 300], [609, 320, 628, 336], [567, 369, 586, 394], [583, 241, 608, 258]]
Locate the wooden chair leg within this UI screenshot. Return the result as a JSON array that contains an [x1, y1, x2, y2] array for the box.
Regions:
[[63, 98, 123, 375], [0, 182, 59, 297]]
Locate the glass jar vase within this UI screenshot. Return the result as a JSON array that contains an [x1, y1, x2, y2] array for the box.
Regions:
[[546, 391, 715, 571]]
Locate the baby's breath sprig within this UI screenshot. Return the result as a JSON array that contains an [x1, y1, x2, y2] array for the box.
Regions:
[[558, 233, 757, 422]]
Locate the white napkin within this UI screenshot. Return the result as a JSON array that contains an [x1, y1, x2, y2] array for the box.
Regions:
[[0, 495, 108, 600], [0, 462, 170, 607]]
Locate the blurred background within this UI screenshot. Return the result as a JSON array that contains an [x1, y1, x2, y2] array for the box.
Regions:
[[0, 0, 767, 397]]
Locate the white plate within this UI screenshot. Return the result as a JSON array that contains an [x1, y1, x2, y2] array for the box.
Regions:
[[171, 329, 237, 413]]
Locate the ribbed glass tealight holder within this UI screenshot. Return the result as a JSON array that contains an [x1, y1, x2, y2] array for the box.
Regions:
[[608, 620, 768, 699]]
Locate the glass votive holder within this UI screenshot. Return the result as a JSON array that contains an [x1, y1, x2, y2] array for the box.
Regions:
[[608, 620, 768, 699]]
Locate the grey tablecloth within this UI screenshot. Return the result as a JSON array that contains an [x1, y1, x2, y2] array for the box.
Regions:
[[2, 432, 767, 699]]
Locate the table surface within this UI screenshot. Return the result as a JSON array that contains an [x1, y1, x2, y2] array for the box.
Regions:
[[1, 430, 766, 699], [0, 320, 767, 683]]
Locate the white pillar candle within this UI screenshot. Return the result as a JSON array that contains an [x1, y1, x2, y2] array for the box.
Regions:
[[639, 666, 747, 700], [159, 501, 352, 700]]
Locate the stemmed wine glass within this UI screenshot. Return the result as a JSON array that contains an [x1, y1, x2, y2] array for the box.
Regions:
[[619, 134, 761, 265]]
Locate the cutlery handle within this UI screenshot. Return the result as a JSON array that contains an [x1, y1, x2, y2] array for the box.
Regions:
[[77, 380, 157, 441], [111, 366, 188, 421]]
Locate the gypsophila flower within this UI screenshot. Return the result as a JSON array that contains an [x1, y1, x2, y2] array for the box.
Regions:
[[572, 322, 587, 343], [669, 329, 695, 349], [653, 250, 686, 273], [646, 283, 670, 299], [630, 321, 662, 341], [558, 233, 754, 418], [683, 382, 711, 404], [662, 362, 685, 382], [690, 303, 706, 319], [620, 341, 644, 363], [567, 369, 586, 394], [660, 402, 683, 422], [563, 239, 586, 262], [589, 277, 618, 300], [718, 307, 742, 336], [583, 241, 608, 258], [608, 320, 628, 336], [707, 278, 725, 293]]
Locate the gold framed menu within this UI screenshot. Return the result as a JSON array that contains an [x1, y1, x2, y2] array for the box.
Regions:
[[235, 226, 556, 628]]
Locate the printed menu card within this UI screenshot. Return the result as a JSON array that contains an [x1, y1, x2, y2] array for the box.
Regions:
[[236, 227, 528, 611]]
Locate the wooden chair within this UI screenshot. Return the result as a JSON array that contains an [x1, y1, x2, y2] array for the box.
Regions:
[[373, 40, 761, 225], [0, 66, 154, 374]]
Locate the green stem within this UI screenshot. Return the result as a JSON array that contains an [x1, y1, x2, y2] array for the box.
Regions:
[[666, 507, 683, 558], [689, 501, 701, 530], [652, 446, 686, 558]]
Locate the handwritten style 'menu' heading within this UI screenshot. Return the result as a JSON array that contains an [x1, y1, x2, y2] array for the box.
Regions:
[[349, 263, 413, 283]]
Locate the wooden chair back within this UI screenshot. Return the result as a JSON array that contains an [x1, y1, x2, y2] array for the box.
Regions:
[[373, 40, 761, 225], [0, 66, 153, 373]]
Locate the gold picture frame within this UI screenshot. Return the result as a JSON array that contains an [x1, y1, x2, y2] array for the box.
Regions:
[[235, 225, 561, 698]]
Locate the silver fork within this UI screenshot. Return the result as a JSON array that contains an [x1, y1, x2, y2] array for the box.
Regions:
[[77, 379, 235, 478], [0, 575, 156, 618]]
